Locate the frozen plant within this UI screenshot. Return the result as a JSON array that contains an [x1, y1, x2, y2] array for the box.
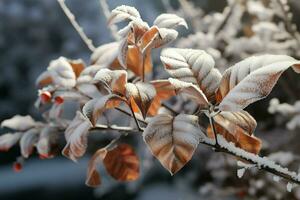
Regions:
[[1, 1, 300, 195]]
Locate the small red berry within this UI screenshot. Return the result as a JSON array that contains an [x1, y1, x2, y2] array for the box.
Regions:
[[54, 96, 64, 105], [13, 162, 22, 173], [40, 91, 52, 103]]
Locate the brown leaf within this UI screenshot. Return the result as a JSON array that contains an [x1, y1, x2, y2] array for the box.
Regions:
[[125, 82, 156, 118], [83, 95, 125, 126], [62, 112, 92, 161], [93, 69, 127, 95], [148, 79, 209, 115], [207, 113, 261, 154], [68, 59, 85, 77], [103, 144, 139, 181], [143, 114, 203, 174], [86, 148, 107, 187], [126, 45, 143, 76]]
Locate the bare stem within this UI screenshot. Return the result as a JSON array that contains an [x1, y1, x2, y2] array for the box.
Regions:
[[99, 0, 120, 40], [91, 124, 139, 132], [57, 0, 96, 51], [208, 115, 219, 148]]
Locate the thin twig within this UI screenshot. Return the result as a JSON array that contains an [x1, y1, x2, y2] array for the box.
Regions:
[[128, 103, 144, 131], [91, 124, 139, 132], [162, 102, 179, 115], [57, 0, 96, 51], [208, 115, 220, 148], [214, 1, 235, 35], [99, 0, 120, 40]]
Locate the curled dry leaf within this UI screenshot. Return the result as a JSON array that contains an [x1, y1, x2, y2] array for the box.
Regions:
[[125, 82, 156, 118], [86, 143, 139, 187], [148, 78, 209, 116], [108, 5, 141, 25], [207, 112, 261, 154], [0, 132, 22, 151], [154, 14, 188, 29], [103, 144, 139, 182], [216, 55, 300, 111], [86, 148, 107, 187], [155, 28, 178, 48], [83, 95, 125, 126], [1, 115, 36, 131], [143, 114, 204, 174], [160, 48, 222, 101], [20, 128, 39, 158], [93, 69, 127, 95], [62, 112, 92, 161]]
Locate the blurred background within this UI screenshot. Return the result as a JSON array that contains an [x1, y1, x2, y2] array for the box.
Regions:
[[1, 0, 300, 199]]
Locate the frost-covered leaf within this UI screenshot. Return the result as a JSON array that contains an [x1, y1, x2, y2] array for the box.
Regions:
[[1, 115, 36, 131], [36, 126, 57, 158], [216, 55, 300, 111], [154, 14, 188, 29], [216, 111, 257, 135], [108, 5, 141, 25], [93, 69, 127, 95], [75, 84, 102, 99], [86, 148, 106, 187], [36, 58, 84, 88], [118, 38, 129, 68], [125, 82, 156, 118], [103, 144, 139, 181], [47, 57, 77, 88], [83, 95, 125, 126], [149, 78, 209, 115], [155, 28, 178, 48], [0, 132, 22, 151], [143, 114, 203, 174], [160, 48, 221, 101], [91, 42, 119, 67], [20, 128, 39, 158], [138, 26, 160, 52], [52, 90, 89, 103], [62, 112, 92, 161], [207, 113, 261, 154], [36, 71, 53, 88]]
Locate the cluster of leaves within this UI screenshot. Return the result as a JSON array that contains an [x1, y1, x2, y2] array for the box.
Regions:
[[1, 3, 300, 192]]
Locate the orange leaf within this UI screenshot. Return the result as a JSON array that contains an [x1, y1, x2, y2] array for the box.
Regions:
[[86, 148, 107, 187], [208, 113, 261, 154], [103, 144, 139, 181], [68, 59, 85, 77]]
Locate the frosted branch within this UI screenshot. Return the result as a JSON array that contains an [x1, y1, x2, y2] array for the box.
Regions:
[[57, 0, 96, 51]]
